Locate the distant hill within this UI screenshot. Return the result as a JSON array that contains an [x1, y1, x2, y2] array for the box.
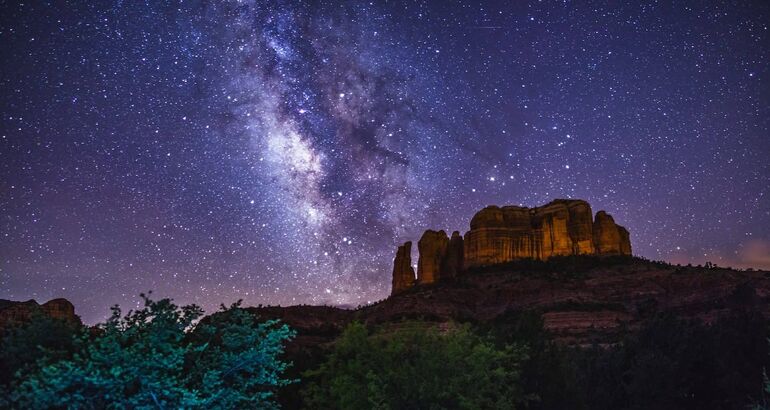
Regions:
[[4, 257, 767, 349], [244, 256, 770, 348]]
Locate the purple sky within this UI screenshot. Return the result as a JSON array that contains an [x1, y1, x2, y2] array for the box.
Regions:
[[2, 1, 768, 323]]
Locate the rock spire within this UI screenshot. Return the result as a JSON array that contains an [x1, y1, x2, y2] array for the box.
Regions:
[[392, 199, 632, 294]]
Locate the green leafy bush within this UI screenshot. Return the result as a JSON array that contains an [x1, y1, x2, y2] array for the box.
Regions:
[[0, 311, 80, 387], [302, 322, 529, 410], [2, 294, 295, 409], [487, 309, 769, 410]]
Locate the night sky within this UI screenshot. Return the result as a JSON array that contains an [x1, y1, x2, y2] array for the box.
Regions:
[[2, 1, 768, 323]]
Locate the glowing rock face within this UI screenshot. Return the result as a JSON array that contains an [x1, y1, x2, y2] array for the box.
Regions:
[[593, 211, 633, 256], [392, 199, 632, 295], [391, 242, 416, 294], [417, 230, 449, 285], [463, 200, 617, 268]]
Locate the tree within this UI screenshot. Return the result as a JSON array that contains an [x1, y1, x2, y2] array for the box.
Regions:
[[4, 294, 295, 409], [0, 311, 80, 387], [186, 302, 297, 408], [302, 321, 529, 410]]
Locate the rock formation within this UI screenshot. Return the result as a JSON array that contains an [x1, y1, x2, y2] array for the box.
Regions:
[[0, 298, 81, 333], [417, 230, 450, 284], [593, 211, 632, 255], [618, 227, 632, 255], [254, 261, 770, 348], [443, 231, 464, 278], [391, 242, 416, 294], [392, 199, 632, 294]]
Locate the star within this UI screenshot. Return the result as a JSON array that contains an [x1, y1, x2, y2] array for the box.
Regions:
[[0, 0, 767, 323]]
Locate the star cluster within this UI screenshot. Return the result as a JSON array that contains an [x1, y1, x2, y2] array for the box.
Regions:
[[1, 1, 768, 323]]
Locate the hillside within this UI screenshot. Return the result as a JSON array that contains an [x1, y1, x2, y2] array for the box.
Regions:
[[248, 256, 770, 347]]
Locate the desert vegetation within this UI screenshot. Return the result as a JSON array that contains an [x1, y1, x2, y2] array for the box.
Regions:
[[1, 293, 768, 409]]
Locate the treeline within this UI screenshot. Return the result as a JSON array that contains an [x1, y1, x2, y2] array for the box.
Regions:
[[1, 296, 768, 409], [483, 309, 769, 410], [0, 294, 295, 409], [280, 310, 769, 410]]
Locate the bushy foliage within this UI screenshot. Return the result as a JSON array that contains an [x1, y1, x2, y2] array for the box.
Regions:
[[484, 310, 581, 410], [0, 312, 80, 387], [603, 312, 767, 410], [302, 321, 529, 410], [186, 304, 297, 408], [488, 310, 769, 410], [2, 292, 766, 409], [1, 294, 295, 409], [756, 373, 770, 410]]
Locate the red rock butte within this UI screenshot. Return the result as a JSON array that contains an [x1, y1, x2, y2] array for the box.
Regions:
[[392, 199, 632, 294], [0, 298, 81, 331]]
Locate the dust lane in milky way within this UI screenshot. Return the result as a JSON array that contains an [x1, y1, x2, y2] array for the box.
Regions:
[[1, 1, 768, 323]]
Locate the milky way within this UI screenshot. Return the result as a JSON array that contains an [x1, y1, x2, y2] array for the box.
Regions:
[[2, 1, 769, 323]]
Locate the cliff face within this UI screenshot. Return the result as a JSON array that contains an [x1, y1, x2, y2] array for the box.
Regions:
[[392, 231, 467, 294], [593, 211, 632, 255], [392, 199, 632, 295], [444, 231, 464, 278], [417, 230, 449, 284], [0, 298, 81, 332], [392, 242, 416, 294]]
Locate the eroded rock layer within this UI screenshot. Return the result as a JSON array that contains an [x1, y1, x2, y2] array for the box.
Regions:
[[0, 298, 81, 333], [463, 199, 628, 268], [392, 242, 416, 294], [392, 199, 632, 294], [256, 262, 770, 348], [443, 231, 465, 279], [417, 230, 449, 284]]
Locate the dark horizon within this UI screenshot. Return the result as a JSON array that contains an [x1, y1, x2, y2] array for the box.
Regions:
[[2, 1, 768, 324]]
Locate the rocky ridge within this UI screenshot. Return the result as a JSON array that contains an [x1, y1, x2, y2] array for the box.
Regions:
[[392, 199, 632, 294], [0, 298, 81, 332], [249, 258, 770, 347], [4, 260, 768, 350]]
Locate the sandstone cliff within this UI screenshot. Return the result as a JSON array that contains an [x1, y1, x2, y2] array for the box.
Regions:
[[392, 199, 632, 295], [593, 211, 632, 255], [392, 242, 416, 294], [417, 230, 449, 284], [444, 231, 464, 278], [0, 298, 81, 332]]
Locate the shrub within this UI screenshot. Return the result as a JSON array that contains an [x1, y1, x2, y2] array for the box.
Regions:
[[2, 294, 295, 409], [302, 321, 529, 409]]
